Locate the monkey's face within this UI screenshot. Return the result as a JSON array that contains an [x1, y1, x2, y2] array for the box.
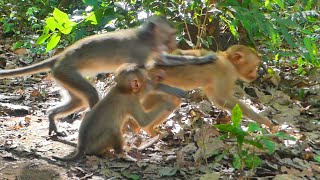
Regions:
[[131, 77, 144, 94], [235, 53, 260, 83]]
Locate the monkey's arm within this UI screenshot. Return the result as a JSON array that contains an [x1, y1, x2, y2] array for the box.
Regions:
[[156, 53, 217, 66], [141, 93, 181, 136], [130, 100, 171, 127], [155, 83, 187, 98]]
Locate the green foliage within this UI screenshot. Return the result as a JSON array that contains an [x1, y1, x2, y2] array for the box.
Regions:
[[121, 172, 140, 180], [37, 8, 77, 52], [3, 0, 319, 70], [0, 0, 59, 53], [314, 156, 320, 164], [219, 0, 319, 68], [215, 104, 295, 171]]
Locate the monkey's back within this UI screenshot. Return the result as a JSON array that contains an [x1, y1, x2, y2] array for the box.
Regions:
[[77, 86, 129, 153], [54, 29, 154, 74], [148, 54, 237, 90]]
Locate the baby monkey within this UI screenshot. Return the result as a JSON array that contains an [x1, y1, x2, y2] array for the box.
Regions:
[[141, 45, 273, 135], [53, 63, 177, 161]]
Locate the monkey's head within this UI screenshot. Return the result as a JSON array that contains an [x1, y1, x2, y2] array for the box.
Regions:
[[115, 63, 148, 94], [226, 45, 261, 83], [141, 16, 177, 53]]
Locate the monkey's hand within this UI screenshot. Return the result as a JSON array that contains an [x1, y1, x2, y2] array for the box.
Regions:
[[156, 83, 188, 98]]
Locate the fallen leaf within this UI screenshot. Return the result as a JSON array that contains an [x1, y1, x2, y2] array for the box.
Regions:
[[273, 174, 302, 180], [200, 172, 220, 180], [159, 167, 178, 177]]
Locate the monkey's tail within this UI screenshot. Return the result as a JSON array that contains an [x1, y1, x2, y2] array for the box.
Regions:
[[0, 56, 57, 78], [52, 151, 84, 162]]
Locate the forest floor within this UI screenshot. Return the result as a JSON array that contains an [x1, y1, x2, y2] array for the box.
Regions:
[[0, 45, 320, 179]]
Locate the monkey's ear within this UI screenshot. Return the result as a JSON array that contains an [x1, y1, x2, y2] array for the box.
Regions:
[[230, 52, 244, 65]]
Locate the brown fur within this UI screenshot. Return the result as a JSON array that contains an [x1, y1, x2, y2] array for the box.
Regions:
[[0, 16, 177, 136], [146, 45, 272, 127], [52, 64, 176, 161]]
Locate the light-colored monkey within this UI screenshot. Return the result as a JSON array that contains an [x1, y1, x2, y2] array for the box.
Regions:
[[138, 45, 273, 136]]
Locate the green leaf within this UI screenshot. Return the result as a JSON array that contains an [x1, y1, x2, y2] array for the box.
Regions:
[[53, 8, 69, 23], [58, 21, 76, 35], [229, 19, 239, 39], [206, 37, 212, 46], [45, 17, 58, 31], [232, 154, 241, 169], [12, 41, 23, 49], [247, 122, 261, 132], [122, 172, 140, 180], [232, 104, 242, 127], [200, 38, 210, 48], [262, 139, 275, 154], [273, 0, 284, 9], [215, 124, 236, 133], [303, 38, 316, 64], [236, 134, 244, 146], [244, 154, 262, 169], [305, 0, 313, 10], [36, 33, 50, 45], [273, 132, 296, 140], [279, 25, 295, 48], [314, 156, 320, 164], [46, 33, 61, 53], [86, 12, 98, 25], [265, 0, 270, 7], [243, 139, 263, 149], [83, 0, 98, 7], [267, 67, 275, 74]]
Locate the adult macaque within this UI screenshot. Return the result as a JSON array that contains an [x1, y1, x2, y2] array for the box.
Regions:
[[53, 64, 177, 161], [147, 45, 273, 127], [0, 16, 177, 136]]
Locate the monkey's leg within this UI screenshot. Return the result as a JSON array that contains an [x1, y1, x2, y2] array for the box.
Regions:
[[53, 69, 99, 108], [47, 93, 86, 136], [142, 94, 181, 136], [205, 85, 272, 127], [111, 133, 136, 161], [112, 134, 125, 154], [48, 69, 99, 136]]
